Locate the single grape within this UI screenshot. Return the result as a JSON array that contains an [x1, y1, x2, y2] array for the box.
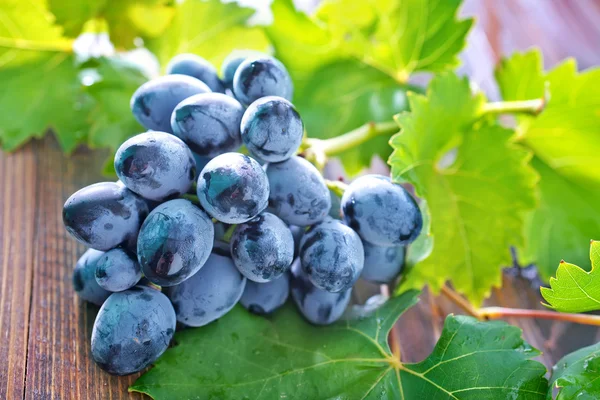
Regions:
[[167, 251, 246, 327], [299, 218, 364, 293], [63, 182, 149, 251], [361, 242, 405, 284], [230, 212, 294, 282], [197, 152, 269, 224], [221, 50, 266, 88], [137, 199, 214, 287], [166, 53, 225, 93], [95, 248, 142, 292], [91, 286, 176, 375], [240, 96, 303, 162], [290, 259, 351, 325], [73, 249, 111, 306], [171, 93, 244, 157], [232, 56, 293, 105], [130, 74, 211, 133], [240, 273, 289, 315], [266, 156, 331, 226], [341, 175, 422, 246], [115, 131, 196, 201], [289, 225, 304, 259]]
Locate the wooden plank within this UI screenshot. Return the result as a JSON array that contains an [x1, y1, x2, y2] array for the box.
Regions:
[[0, 144, 36, 400], [22, 136, 143, 400]]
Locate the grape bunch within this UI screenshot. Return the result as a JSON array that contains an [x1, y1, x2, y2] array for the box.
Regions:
[[63, 51, 423, 376]]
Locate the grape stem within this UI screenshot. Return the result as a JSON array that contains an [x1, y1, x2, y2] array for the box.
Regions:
[[325, 179, 348, 197], [481, 90, 547, 116], [441, 285, 600, 326]]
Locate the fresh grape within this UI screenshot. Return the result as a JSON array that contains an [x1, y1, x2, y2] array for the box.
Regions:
[[230, 212, 294, 282], [197, 152, 269, 224], [131, 75, 211, 133], [91, 286, 176, 375], [266, 156, 331, 226], [73, 249, 111, 306], [221, 50, 266, 88], [171, 93, 244, 157], [290, 259, 351, 325], [240, 96, 303, 162], [341, 175, 422, 246], [137, 199, 214, 287], [115, 131, 196, 201], [299, 218, 364, 293], [240, 273, 289, 315], [361, 242, 405, 284], [232, 56, 293, 105], [166, 53, 225, 93], [167, 251, 246, 327], [63, 182, 149, 251], [95, 248, 142, 292]]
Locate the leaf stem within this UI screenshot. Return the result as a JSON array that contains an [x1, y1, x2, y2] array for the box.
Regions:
[[0, 36, 74, 53], [481, 98, 545, 116], [441, 284, 600, 326]]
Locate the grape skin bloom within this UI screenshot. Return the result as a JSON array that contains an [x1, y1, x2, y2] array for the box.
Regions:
[[166, 53, 225, 93], [290, 260, 351, 325], [167, 251, 246, 327], [230, 212, 294, 282], [197, 153, 269, 224], [266, 156, 331, 226], [233, 56, 293, 106], [240, 273, 289, 315], [130, 74, 211, 133], [341, 174, 423, 246], [91, 286, 176, 375], [220, 50, 266, 88], [95, 248, 142, 292], [73, 249, 111, 306], [241, 96, 304, 162], [361, 242, 405, 284], [63, 182, 148, 251], [137, 199, 214, 287], [115, 131, 196, 202], [171, 93, 244, 157], [300, 218, 364, 293]]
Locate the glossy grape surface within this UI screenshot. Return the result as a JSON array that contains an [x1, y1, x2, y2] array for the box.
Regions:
[[131, 75, 211, 132], [290, 259, 351, 325], [266, 156, 330, 226], [341, 175, 422, 246], [167, 251, 246, 327], [241, 96, 303, 162], [95, 248, 142, 292], [197, 153, 269, 224], [230, 212, 294, 282], [171, 93, 243, 157], [166, 53, 225, 93], [137, 199, 214, 286], [91, 286, 176, 375], [299, 218, 364, 293], [232, 57, 293, 105], [240, 273, 289, 315], [73, 249, 111, 306], [115, 131, 196, 201], [361, 242, 405, 284], [63, 182, 148, 251]]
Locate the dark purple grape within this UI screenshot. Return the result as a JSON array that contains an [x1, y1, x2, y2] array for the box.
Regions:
[[240, 273, 289, 315], [95, 248, 142, 292], [73, 249, 111, 306], [166, 53, 225, 93], [232, 56, 293, 105], [361, 242, 405, 283]]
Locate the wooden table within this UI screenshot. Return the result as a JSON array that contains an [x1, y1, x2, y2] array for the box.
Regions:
[[2, 1, 600, 398]]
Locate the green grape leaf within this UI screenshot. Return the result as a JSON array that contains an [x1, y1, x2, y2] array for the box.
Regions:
[[145, 0, 269, 69], [549, 342, 600, 400], [389, 73, 538, 305], [131, 292, 548, 399], [315, 0, 473, 81], [541, 241, 600, 313], [295, 59, 413, 174], [48, 0, 176, 48], [496, 50, 600, 279]]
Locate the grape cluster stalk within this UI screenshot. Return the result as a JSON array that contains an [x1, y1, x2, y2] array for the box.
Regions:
[[63, 50, 423, 376]]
